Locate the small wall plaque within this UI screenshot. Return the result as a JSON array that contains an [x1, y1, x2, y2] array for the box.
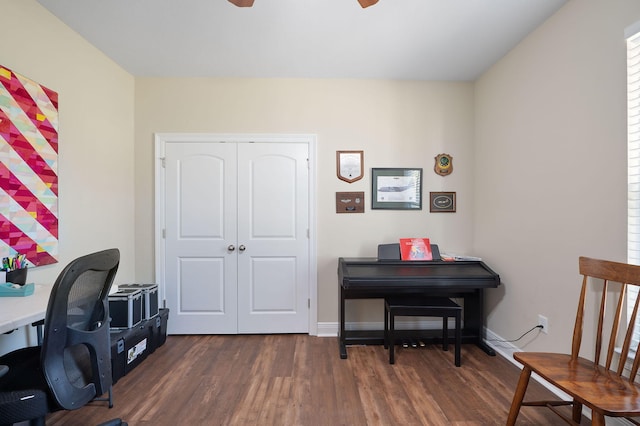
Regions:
[[430, 192, 456, 213], [434, 153, 453, 176], [337, 151, 364, 183], [336, 192, 365, 213]]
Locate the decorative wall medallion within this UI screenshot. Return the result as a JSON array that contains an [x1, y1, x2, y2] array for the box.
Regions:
[[337, 151, 364, 183], [434, 153, 453, 176]]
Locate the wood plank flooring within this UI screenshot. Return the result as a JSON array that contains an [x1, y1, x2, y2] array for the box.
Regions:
[[47, 335, 583, 425]]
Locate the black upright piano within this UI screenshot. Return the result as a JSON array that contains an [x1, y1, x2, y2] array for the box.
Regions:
[[337, 257, 501, 359]]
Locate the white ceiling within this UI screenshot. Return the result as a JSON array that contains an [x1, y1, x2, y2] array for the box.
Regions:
[[37, 0, 567, 81]]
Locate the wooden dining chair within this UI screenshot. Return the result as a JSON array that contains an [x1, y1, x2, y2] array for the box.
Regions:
[[507, 257, 640, 425]]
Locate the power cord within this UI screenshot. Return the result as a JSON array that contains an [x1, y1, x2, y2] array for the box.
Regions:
[[488, 324, 543, 343]]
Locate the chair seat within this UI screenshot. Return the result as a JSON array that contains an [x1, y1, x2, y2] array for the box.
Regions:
[[514, 352, 640, 415], [0, 389, 49, 425], [386, 296, 461, 312]]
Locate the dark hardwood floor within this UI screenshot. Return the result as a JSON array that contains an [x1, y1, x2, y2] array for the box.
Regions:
[[47, 335, 583, 425]]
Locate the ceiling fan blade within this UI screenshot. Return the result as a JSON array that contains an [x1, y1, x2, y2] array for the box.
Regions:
[[228, 0, 377, 8], [228, 0, 255, 7], [357, 0, 379, 8]]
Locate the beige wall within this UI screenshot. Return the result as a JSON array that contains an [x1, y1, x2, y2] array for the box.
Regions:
[[476, 0, 640, 351], [0, 1, 135, 349], [7, 0, 639, 350], [134, 78, 475, 324]]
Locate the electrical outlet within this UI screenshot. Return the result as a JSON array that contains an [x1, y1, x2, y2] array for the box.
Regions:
[[538, 315, 548, 334]]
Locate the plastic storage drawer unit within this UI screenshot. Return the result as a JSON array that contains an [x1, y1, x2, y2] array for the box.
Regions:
[[109, 288, 143, 329]]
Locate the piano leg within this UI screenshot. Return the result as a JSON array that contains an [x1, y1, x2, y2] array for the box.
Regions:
[[339, 339, 347, 359], [339, 286, 348, 359], [478, 340, 496, 356], [464, 289, 496, 356]]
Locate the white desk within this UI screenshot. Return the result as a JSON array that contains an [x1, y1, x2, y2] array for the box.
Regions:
[[0, 283, 52, 334]]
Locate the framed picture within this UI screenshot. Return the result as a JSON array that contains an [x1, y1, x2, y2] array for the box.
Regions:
[[429, 192, 456, 213], [371, 168, 422, 210]]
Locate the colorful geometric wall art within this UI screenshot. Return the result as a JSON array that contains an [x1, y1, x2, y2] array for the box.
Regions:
[[0, 65, 58, 267]]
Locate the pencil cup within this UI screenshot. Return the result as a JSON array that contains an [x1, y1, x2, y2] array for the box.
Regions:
[[6, 268, 27, 286]]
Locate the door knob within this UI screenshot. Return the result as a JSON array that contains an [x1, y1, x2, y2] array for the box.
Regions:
[[239, 245, 246, 252], [228, 245, 235, 251]]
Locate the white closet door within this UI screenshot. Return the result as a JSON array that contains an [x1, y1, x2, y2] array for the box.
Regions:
[[237, 142, 309, 333], [164, 141, 238, 334], [162, 139, 310, 334]]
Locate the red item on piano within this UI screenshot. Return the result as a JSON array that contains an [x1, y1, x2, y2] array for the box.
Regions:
[[399, 238, 432, 261]]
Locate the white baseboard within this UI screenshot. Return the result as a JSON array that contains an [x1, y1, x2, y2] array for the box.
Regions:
[[316, 322, 339, 337]]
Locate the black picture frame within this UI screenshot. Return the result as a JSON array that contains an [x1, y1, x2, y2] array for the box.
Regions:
[[371, 168, 422, 210], [429, 191, 456, 213]]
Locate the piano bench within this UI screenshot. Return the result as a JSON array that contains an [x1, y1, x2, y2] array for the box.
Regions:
[[384, 296, 462, 367]]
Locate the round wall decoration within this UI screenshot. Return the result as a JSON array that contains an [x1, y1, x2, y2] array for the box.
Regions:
[[434, 153, 453, 176]]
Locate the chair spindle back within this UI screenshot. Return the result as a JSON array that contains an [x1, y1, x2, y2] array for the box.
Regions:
[[576, 257, 640, 382]]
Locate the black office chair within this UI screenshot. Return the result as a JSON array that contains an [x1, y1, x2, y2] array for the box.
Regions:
[[0, 249, 127, 426], [378, 243, 462, 366]]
